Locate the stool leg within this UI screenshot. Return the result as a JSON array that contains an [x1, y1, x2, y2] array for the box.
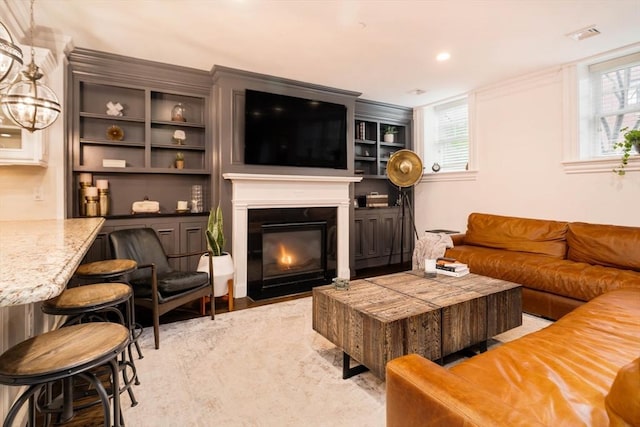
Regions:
[[60, 377, 75, 423], [77, 371, 111, 427], [3, 384, 42, 427], [109, 358, 122, 427]]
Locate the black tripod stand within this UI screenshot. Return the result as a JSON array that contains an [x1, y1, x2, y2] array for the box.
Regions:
[[388, 186, 419, 265]]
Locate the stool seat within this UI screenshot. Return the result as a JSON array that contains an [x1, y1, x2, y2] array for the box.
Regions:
[[43, 283, 132, 313], [0, 323, 128, 383], [75, 259, 137, 279]]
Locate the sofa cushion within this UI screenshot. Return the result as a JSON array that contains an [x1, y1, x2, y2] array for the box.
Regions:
[[567, 222, 640, 272], [606, 357, 640, 427], [446, 245, 640, 302], [448, 288, 640, 426], [464, 213, 568, 258]]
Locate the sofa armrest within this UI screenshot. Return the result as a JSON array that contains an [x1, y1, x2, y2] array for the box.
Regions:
[[451, 233, 466, 246], [386, 354, 545, 427]]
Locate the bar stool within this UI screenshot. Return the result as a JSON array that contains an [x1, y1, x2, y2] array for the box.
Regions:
[[42, 283, 139, 406], [74, 259, 138, 282], [73, 258, 143, 360], [0, 323, 129, 427]]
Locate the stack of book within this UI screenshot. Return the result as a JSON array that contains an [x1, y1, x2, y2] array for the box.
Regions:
[[436, 258, 470, 277]]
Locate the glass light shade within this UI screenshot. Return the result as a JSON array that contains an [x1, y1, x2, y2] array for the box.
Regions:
[[0, 21, 23, 89], [1, 67, 61, 132]]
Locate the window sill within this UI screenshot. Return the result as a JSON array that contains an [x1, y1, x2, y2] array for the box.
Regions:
[[421, 170, 478, 182], [562, 157, 640, 174]]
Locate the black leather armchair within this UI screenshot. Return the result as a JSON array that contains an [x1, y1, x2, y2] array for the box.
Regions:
[[109, 228, 214, 349]]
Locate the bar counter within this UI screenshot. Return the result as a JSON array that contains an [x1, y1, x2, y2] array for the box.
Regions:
[[0, 218, 105, 306]]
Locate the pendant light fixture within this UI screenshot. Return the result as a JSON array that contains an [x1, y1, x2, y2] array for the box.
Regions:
[[1, 0, 60, 132], [0, 21, 23, 89]]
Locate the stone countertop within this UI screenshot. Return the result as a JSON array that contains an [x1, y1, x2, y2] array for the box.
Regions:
[[0, 217, 105, 306]]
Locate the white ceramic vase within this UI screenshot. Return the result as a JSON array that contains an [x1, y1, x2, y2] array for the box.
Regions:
[[197, 252, 235, 297]]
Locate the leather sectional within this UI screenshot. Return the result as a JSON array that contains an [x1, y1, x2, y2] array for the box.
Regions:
[[445, 212, 640, 320]]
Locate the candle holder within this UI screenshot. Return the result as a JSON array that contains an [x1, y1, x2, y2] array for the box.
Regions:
[[85, 196, 99, 217], [99, 189, 110, 216], [79, 182, 90, 216]]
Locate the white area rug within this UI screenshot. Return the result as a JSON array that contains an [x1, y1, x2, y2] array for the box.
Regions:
[[121, 297, 551, 426]]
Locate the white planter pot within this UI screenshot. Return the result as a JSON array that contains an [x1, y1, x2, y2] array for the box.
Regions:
[[383, 133, 394, 143], [197, 252, 234, 297]]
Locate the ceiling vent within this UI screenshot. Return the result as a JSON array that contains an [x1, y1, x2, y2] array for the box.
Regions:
[[567, 25, 601, 41]]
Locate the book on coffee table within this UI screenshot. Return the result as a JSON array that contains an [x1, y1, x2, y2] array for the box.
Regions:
[[436, 268, 470, 277]]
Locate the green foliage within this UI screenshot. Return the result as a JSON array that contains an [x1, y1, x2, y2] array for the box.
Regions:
[[206, 205, 224, 256], [175, 151, 184, 161], [383, 125, 397, 135], [612, 127, 640, 176]]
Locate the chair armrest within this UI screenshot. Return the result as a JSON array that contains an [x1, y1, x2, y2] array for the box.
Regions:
[[386, 354, 544, 427], [166, 250, 208, 259]]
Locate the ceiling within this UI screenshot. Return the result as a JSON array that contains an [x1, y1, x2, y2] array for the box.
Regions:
[[9, 0, 640, 107]]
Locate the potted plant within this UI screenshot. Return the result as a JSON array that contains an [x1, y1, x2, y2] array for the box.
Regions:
[[383, 125, 397, 143], [175, 152, 184, 169], [613, 127, 640, 176], [205, 205, 234, 297]]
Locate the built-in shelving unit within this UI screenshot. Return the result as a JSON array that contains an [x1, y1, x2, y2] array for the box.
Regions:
[[353, 99, 414, 272], [66, 48, 213, 266], [67, 49, 213, 218]]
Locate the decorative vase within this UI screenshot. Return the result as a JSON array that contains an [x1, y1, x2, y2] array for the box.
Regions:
[[176, 159, 184, 169], [197, 252, 234, 297], [384, 133, 394, 143], [171, 102, 187, 122]]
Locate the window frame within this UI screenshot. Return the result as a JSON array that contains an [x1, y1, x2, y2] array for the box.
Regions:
[[418, 94, 477, 182], [563, 46, 640, 174]]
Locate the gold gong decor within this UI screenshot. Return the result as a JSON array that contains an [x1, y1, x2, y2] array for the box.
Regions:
[[386, 149, 423, 188]]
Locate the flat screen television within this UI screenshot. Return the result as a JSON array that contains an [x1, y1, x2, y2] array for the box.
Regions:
[[244, 89, 348, 169]]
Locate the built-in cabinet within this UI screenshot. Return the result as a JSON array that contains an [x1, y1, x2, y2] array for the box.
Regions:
[[67, 48, 213, 265], [353, 207, 413, 270], [352, 99, 415, 272], [81, 215, 208, 271]]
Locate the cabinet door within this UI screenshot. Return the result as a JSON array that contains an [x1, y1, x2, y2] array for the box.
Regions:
[[179, 220, 207, 271], [379, 211, 399, 258], [151, 222, 180, 269], [81, 226, 113, 264]]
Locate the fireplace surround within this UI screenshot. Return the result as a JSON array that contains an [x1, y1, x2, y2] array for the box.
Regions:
[[223, 173, 361, 298], [247, 207, 336, 299]]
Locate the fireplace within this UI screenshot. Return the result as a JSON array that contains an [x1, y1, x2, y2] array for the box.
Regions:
[[248, 208, 336, 300], [223, 173, 362, 299]]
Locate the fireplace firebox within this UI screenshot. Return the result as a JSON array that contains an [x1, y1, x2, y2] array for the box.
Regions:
[[247, 208, 336, 300]]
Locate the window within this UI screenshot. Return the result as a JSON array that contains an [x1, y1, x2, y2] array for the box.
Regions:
[[585, 52, 640, 158], [422, 97, 469, 172]]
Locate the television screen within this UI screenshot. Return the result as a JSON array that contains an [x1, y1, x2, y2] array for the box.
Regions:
[[244, 89, 348, 169]]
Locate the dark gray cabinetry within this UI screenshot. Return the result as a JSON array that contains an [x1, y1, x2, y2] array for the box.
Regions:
[[352, 100, 414, 272], [353, 207, 413, 270], [354, 100, 412, 178], [81, 215, 209, 271], [68, 49, 213, 270], [67, 48, 212, 218]]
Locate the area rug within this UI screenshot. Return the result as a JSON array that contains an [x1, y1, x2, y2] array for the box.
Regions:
[[121, 297, 551, 426]]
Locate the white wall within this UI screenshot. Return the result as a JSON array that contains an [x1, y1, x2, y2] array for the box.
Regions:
[[415, 66, 640, 235]]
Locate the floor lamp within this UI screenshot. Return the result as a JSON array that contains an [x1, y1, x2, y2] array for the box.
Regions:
[[386, 149, 423, 265]]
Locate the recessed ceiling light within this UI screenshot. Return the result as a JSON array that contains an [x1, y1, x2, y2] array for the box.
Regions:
[[409, 89, 427, 95], [566, 25, 600, 41], [436, 52, 450, 62]]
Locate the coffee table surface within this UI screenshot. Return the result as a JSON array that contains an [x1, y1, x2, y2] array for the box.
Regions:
[[312, 271, 522, 379]]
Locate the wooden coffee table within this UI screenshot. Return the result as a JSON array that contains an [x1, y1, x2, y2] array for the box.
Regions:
[[312, 271, 522, 379]]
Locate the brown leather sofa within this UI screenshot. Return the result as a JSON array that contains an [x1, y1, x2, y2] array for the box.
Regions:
[[444, 213, 640, 320], [386, 287, 640, 427]]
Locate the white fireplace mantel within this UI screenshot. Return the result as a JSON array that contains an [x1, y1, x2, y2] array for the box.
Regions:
[[223, 173, 362, 298]]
